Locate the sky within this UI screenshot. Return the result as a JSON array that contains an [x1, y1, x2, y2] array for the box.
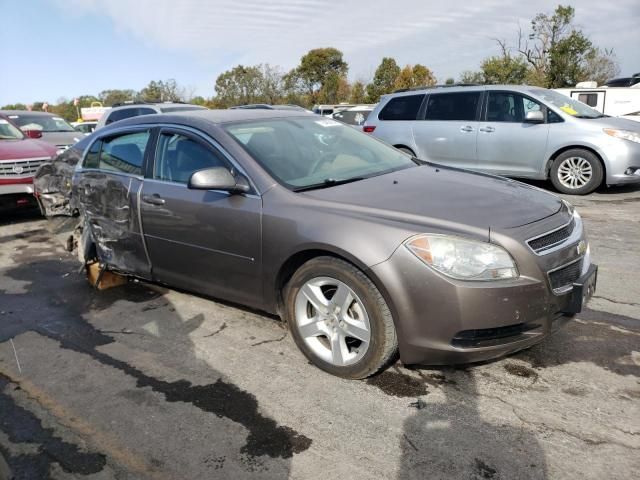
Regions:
[[1, 0, 638, 105]]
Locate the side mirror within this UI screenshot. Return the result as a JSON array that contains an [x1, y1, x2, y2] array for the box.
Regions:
[[524, 111, 544, 123], [188, 167, 250, 193], [23, 129, 43, 139]]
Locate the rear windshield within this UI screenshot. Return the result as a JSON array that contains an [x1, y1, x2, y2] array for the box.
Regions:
[[225, 117, 416, 190], [8, 114, 75, 132], [332, 110, 371, 126]]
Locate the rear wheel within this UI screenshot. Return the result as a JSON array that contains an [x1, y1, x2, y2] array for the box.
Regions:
[[284, 257, 397, 379], [550, 149, 603, 195]]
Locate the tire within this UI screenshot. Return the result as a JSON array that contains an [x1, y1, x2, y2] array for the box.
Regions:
[[284, 256, 398, 379], [549, 149, 603, 195], [396, 146, 415, 156]]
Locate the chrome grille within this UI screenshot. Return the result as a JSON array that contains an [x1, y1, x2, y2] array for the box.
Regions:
[[528, 218, 575, 253], [0, 157, 48, 178], [548, 259, 582, 294]]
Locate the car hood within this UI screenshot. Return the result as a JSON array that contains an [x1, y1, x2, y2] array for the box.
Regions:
[[583, 115, 640, 130], [302, 164, 562, 230], [0, 139, 56, 161], [41, 131, 83, 146]]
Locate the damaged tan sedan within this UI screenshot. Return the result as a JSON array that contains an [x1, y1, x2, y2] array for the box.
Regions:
[[35, 110, 597, 379]]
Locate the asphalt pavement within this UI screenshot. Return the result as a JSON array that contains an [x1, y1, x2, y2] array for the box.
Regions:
[[0, 183, 638, 479]]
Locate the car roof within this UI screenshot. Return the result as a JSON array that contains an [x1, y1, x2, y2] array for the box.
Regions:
[[0, 110, 58, 117], [98, 108, 314, 132], [384, 84, 544, 99]]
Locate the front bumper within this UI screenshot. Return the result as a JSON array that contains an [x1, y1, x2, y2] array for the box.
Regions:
[[0, 178, 35, 195], [371, 238, 595, 366], [604, 137, 640, 185]]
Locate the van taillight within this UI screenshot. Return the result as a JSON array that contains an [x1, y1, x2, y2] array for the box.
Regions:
[[363, 126, 376, 133]]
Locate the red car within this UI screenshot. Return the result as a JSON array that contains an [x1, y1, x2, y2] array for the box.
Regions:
[[0, 115, 56, 213]]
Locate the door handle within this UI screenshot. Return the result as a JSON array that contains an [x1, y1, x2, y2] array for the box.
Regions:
[[479, 126, 495, 133], [460, 126, 474, 133], [142, 194, 165, 206]]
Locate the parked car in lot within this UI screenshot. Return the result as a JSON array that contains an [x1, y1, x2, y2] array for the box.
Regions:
[[35, 110, 597, 379], [603, 73, 640, 88], [95, 102, 207, 129], [331, 105, 375, 127], [0, 116, 56, 212], [229, 104, 310, 112], [72, 120, 98, 135], [364, 85, 640, 194], [0, 110, 83, 155]]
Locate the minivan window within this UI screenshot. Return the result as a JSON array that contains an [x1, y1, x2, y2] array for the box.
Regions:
[[154, 132, 227, 184], [106, 107, 156, 125], [379, 95, 424, 121], [486, 92, 542, 123], [424, 92, 481, 121], [98, 131, 149, 175], [529, 89, 603, 118]]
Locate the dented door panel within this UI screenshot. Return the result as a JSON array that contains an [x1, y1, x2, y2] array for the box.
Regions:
[[75, 170, 151, 277]]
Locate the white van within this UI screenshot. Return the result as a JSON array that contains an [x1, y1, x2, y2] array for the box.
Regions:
[[554, 82, 640, 119]]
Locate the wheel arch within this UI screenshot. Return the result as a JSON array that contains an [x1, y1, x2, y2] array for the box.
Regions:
[[393, 144, 415, 156], [545, 145, 607, 181], [272, 247, 399, 326]]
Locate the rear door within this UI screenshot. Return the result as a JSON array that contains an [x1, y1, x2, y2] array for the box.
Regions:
[[411, 91, 481, 169], [140, 128, 262, 307], [74, 129, 152, 276], [476, 91, 550, 177]]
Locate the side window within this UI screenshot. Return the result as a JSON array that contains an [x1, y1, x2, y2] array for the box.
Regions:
[[106, 108, 135, 125], [137, 108, 156, 116], [154, 132, 227, 184], [378, 95, 424, 121], [486, 92, 542, 123], [577, 93, 598, 107], [424, 92, 481, 121], [83, 140, 101, 168], [98, 131, 149, 175], [547, 110, 563, 123]]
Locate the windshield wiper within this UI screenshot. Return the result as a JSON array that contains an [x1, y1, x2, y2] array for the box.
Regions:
[[293, 177, 365, 192], [574, 115, 605, 119]]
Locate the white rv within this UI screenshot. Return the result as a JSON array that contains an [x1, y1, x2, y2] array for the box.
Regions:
[[555, 81, 640, 121]]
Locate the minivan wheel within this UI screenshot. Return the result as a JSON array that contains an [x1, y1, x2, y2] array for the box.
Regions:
[[284, 256, 398, 379], [550, 149, 603, 195]]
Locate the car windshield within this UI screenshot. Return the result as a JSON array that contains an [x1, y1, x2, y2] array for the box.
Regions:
[[529, 89, 604, 118], [9, 114, 76, 132], [225, 117, 417, 190], [0, 118, 24, 140]]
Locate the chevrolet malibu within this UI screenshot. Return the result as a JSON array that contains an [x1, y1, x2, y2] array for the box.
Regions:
[[36, 110, 597, 379]]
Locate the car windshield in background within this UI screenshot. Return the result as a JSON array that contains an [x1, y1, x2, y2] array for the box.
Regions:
[[529, 89, 604, 118], [0, 119, 24, 140], [225, 117, 417, 190], [9, 114, 76, 132], [159, 105, 207, 113]]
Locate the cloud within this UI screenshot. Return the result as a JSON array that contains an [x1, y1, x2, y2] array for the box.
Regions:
[[52, 0, 639, 81]]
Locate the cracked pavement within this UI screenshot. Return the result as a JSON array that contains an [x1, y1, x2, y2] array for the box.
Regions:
[[0, 183, 638, 479]]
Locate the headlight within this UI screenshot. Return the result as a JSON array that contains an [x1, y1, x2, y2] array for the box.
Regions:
[[405, 234, 518, 281], [562, 199, 581, 221], [603, 128, 640, 144]]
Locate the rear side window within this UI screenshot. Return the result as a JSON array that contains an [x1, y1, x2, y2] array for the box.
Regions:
[[98, 131, 150, 175], [154, 132, 227, 184], [378, 95, 424, 121], [424, 92, 481, 121]]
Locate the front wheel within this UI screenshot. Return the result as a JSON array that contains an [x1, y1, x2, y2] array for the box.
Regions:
[[284, 257, 398, 379], [550, 149, 603, 195]]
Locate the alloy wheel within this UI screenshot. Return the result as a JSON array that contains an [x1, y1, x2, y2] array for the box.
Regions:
[[557, 156, 593, 190], [294, 277, 371, 366]]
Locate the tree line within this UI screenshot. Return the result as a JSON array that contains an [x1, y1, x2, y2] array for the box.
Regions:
[[2, 5, 620, 121]]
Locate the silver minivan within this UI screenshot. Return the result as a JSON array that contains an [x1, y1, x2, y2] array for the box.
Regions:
[[364, 85, 640, 194]]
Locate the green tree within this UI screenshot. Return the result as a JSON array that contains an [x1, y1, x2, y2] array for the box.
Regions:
[[517, 5, 619, 87], [139, 79, 184, 102], [480, 42, 529, 84], [214, 65, 264, 107], [98, 89, 137, 106], [444, 77, 455, 85], [349, 81, 367, 104], [294, 48, 348, 104], [393, 64, 437, 91], [318, 72, 350, 104], [459, 70, 485, 84], [366, 57, 400, 102]]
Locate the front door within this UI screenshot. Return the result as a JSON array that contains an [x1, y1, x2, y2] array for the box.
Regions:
[[476, 91, 550, 177], [140, 129, 262, 307]]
